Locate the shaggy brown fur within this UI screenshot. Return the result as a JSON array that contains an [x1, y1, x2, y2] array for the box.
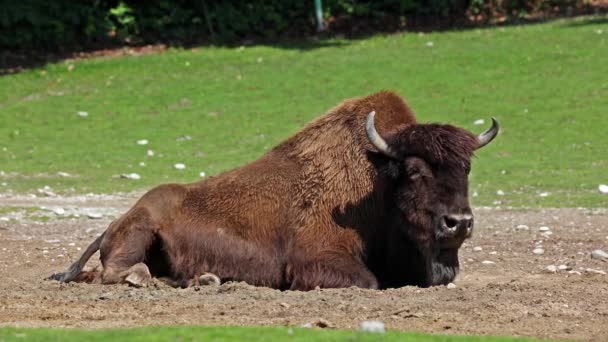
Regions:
[[48, 90, 496, 290]]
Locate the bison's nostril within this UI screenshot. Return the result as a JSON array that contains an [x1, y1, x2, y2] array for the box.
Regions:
[[443, 214, 473, 234], [444, 216, 458, 230]]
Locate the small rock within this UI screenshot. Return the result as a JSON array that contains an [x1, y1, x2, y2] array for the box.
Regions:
[[446, 283, 457, 289], [426, 41, 434, 47], [199, 171, 206, 177], [533, 248, 545, 255], [301, 318, 333, 329], [591, 249, 608, 260], [599, 184, 608, 194], [558, 265, 570, 271], [0, 217, 9, 222], [482, 260, 495, 265], [176, 135, 192, 142], [568, 270, 582, 275], [360, 320, 385, 333], [139, 162, 145, 167], [539, 192, 550, 197], [489, 251, 498, 255], [585, 268, 607, 275], [496, 190, 505, 196], [136, 139, 149, 145], [146, 150, 155, 157], [57, 172, 71, 177], [545, 265, 557, 273], [473, 246, 483, 252], [539, 226, 550, 232], [53, 208, 65, 215], [516, 224, 529, 230], [77, 111, 88, 117], [87, 212, 103, 220], [120, 173, 141, 180], [174, 163, 186, 170], [98, 292, 112, 300], [280, 302, 290, 309], [473, 119, 485, 125], [199, 273, 221, 286]]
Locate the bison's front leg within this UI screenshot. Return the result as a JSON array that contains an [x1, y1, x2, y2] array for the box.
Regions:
[[286, 252, 378, 291]]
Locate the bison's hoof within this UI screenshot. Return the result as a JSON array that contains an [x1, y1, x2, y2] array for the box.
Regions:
[[124, 263, 152, 288], [199, 273, 221, 286]]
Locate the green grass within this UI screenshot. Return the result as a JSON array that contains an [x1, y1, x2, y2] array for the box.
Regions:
[[0, 326, 548, 342], [0, 16, 606, 207]]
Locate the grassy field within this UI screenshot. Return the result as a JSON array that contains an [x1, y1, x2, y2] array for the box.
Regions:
[[0, 326, 547, 342], [0, 16, 606, 207]]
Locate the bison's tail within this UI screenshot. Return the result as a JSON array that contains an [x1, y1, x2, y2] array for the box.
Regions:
[[47, 231, 106, 283]]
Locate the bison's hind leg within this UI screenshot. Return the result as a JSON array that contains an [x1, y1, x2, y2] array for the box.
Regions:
[[98, 207, 168, 286]]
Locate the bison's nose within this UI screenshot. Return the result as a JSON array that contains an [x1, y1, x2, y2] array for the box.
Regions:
[[442, 214, 473, 237]]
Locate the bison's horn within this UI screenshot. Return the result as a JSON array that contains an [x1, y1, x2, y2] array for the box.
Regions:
[[366, 111, 400, 159], [476, 117, 500, 149]]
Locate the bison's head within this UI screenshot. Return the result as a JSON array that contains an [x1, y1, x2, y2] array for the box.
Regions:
[[366, 111, 499, 286]]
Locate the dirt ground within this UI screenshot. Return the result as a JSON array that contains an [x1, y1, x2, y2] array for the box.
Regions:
[[0, 193, 606, 341]]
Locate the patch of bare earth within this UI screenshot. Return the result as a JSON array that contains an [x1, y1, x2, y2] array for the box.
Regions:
[[0, 195, 606, 341]]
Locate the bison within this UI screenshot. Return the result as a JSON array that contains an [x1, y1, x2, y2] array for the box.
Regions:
[[48, 90, 499, 290]]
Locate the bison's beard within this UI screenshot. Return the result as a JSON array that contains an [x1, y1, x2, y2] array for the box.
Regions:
[[380, 221, 461, 288], [428, 248, 460, 286]]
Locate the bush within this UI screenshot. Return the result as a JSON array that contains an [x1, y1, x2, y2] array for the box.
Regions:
[[0, 0, 592, 50]]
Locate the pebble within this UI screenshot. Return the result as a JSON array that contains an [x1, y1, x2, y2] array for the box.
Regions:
[[539, 226, 550, 232], [496, 190, 505, 196], [473, 246, 483, 252], [599, 184, 608, 194], [174, 163, 186, 170], [426, 41, 434, 47], [280, 302, 290, 309], [489, 251, 497, 255], [533, 248, 545, 255], [199, 171, 206, 177], [77, 111, 88, 117], [516, 224, 529, 230], [585, 268, 607, 275], [446, 282, 457, 289], [591, 249, 608, 260], [120, 173, 141, 180], [0, 217, 8, 222], [539, 192, 550, 197], [98, 292, 113, 300], [87, 212, 103, 220], [360, 320, 385, 333], [474, 119, 485, 125], [136, 139, 149, 145], [545, 265, 557, 273], [558, 265, 570, 271], [57, 172, 72, 177], [301, 318, 333, 329], [481, 260, 495, 265], [147, 150, 155, 157], [52, 208, 65, 215]]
